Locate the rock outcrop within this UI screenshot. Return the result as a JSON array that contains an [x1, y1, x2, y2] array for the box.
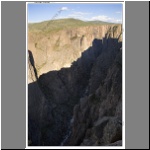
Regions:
[[28, 19, 122, 146]]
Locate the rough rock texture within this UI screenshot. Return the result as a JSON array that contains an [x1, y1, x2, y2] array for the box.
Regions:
[[28, 24, 122, 76], [65, 37, 122, 146], [107, 140, 122, 146], [28, 21, 122, 146]]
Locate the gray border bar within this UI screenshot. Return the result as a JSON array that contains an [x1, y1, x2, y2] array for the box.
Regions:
[[1, 1, 26, 149], [125, 1, 149, 149]]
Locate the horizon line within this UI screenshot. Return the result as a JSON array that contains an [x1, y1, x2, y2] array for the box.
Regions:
[[28, 17, 122, 24]]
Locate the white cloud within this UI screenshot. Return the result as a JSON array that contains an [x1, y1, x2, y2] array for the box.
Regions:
[[91, 15, 122, 23], [60, 7, 68, 11], [116, 11, 121, 14], [68, 14, 82, 18], [66, 11, 92, 20], [56, 10, 122, 23], [61, 11, 92, 20], [72, 11, 92, 15], [56, 15, 88, 21], [91, 15, 109, 22]]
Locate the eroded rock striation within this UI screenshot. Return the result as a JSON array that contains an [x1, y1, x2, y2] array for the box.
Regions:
[[28, 19, 122, 146]]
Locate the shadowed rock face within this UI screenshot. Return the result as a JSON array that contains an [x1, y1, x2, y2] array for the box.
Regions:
[[28, 24, 122, 146]]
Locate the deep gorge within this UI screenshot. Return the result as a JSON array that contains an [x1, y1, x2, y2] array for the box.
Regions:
[[28, 23, 122, 146]]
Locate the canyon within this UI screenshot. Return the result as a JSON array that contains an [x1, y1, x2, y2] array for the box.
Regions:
[[28, 19, 122, 146]]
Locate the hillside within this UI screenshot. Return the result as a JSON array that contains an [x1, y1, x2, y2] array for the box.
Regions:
[[28, 18, 115, 33], [28, 18, 122, 146]]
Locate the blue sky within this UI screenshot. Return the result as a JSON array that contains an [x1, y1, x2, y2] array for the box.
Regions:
[[28, 3, 123, 23]]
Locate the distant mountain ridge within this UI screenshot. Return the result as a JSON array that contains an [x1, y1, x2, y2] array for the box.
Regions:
[[28, 18, 120, 33]]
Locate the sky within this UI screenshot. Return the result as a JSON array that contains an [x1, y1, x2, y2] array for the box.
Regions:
[[28, 3, 123, 23]]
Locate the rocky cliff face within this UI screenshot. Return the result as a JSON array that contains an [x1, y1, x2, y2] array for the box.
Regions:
[[28, 21, 122, 146], [28, 24, 122, 76]]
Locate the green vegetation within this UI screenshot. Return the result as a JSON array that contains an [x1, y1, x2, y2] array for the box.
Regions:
[[28, 18, 119, 33]]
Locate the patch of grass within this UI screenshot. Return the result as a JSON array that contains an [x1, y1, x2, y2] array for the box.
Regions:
[[28, 18, 119, 34]]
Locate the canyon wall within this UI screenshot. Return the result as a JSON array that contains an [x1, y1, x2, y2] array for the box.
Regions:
[[28, 24, 122, 75], [28, 23, 122, 146]]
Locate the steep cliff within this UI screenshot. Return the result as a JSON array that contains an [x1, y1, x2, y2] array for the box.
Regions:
[[28, 19, 122, 146], [28, 18, 122, 76]]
